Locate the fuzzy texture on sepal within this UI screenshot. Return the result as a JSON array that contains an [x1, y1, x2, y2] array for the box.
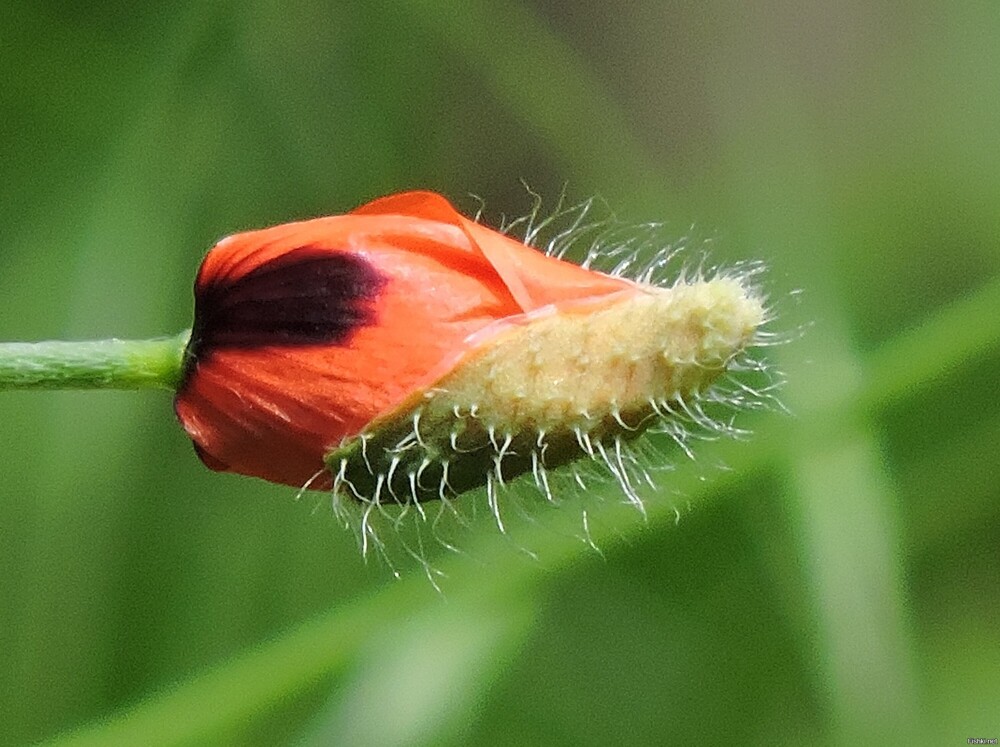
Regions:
[[326, 276, 765, 504]]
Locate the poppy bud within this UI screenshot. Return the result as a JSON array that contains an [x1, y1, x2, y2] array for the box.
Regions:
[[174, 192, 766, 505]]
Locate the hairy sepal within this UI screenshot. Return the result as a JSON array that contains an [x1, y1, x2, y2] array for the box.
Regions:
[[325, 276, 765, 506]]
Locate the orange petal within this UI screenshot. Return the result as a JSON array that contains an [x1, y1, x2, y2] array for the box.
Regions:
[[175, 191, 636, 488]]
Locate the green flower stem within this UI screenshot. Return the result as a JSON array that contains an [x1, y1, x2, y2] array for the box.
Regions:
[[0, 331, 190, 392]]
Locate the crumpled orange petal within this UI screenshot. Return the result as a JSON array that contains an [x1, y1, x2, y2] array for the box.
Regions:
[[174, 191, 632, 487]]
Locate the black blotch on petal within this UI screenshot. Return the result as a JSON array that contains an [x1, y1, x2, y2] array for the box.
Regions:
[[188, 246, 387, 357]]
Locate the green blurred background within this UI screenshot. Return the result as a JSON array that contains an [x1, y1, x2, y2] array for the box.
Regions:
[[2, 2, 999, 745]]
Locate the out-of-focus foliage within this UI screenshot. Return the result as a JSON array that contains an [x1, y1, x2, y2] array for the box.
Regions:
[[2, 1, 998, 745]]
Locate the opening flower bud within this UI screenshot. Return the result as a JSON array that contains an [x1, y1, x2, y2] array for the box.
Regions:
[[174, 192, 767, 507]]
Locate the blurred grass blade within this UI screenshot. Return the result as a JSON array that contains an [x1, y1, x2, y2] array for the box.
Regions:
[[397, 0, 663, 206], [297, 591, 534, 747], [864, 272, 1000, 409]]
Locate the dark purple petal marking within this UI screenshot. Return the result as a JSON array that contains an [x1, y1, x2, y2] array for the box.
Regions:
[[187, 246, 387, 359]]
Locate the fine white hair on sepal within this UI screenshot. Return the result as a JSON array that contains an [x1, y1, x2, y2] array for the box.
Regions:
[[322, 191, 786, 582]]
